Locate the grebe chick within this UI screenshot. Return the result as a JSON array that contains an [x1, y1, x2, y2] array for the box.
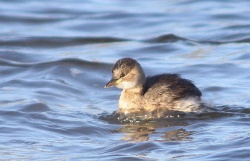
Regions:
[[105, 58, 203, 118]]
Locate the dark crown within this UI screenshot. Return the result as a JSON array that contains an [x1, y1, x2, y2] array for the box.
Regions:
[[112, 58, 137, 76]]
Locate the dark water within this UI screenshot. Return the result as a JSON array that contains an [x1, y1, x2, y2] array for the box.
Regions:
[[1, 0, 250, 160]]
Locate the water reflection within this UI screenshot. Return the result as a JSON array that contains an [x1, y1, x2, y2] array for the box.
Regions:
[[102, 106, 248, 142], [161, 128, 194, 142], [117, 120, 191, 142]]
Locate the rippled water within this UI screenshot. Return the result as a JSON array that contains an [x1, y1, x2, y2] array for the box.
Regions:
[[0, 0, 250, 160]]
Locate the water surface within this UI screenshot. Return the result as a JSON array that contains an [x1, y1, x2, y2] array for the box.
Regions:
[[0, 0, 250, 160]]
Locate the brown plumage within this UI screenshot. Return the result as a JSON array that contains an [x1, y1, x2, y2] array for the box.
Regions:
[[105, 58, 203, 118]]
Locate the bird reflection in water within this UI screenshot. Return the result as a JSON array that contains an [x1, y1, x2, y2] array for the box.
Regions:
[[117, 120, 194, 142]]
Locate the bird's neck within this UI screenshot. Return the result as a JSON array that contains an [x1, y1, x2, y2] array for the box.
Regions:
[[119, 85, 144, 114], [123, 84, 144, 95]]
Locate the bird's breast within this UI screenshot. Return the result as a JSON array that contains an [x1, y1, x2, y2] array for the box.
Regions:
[[118, 90, 143, 114]]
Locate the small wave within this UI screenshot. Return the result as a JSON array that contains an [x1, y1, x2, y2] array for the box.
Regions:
[[0, 57, 110, 69], [144, 34, 218, 45], [0, 36, 129, 48], [145, 33, 250, 45], [19, 102, 51, 112], [100, 106, 250, 124], [195, 36, 250, 44], [0, 14, 63, 24], [145, 34, 189, 43]]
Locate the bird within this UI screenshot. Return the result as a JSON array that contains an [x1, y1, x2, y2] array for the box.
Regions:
[[105, 58, 203, 119]]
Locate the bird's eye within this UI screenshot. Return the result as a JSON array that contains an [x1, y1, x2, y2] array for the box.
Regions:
[[120, 73, 125, 78]]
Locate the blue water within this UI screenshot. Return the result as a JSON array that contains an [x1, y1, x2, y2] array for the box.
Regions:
[[0, 0, 250, 160]]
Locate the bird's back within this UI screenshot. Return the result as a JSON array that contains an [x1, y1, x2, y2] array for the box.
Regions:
[[143, 74, 202, 110]]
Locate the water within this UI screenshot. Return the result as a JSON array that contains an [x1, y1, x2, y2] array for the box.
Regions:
[[0, 0, 250, 160]]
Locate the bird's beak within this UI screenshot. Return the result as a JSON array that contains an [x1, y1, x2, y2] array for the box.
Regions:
[[104, 78, 122, 88]]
